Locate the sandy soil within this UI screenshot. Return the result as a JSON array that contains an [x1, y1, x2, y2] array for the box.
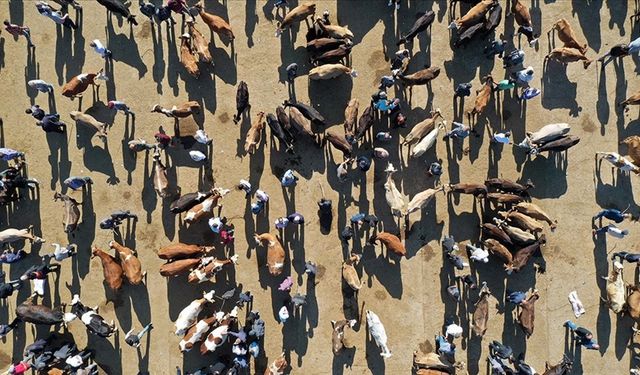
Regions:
[[0, 0, 639, 374]]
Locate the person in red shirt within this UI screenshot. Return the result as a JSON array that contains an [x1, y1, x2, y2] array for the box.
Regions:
[[3, 20, 34, 48], [6, 359, 31, 375]]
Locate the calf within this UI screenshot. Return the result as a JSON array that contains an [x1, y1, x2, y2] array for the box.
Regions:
[[619, 89, 640, 112], [254, 233, 286, 276], [245, 111, 266, 154], [449, 0, 496, 30], [448, 183, 488, 197], [513, 202, 557, 229], [283, 100, 326, 126], [0, 226, 44, 245], [187, 255, 239, 283], [158, 243, 214, 260], [498, 211, 544, 233], [332, 319, 356, 355], [342, 254, 362, 290], [233, 81, 250, 124], [200, 307, 239, 354], [179, 315, 218, 352], [16, 295, 68, 325], [484, 238, 513, 265], [265, 353, 288, 375], [67, 294, 116, 337], [545, 47, 592, 69], [397, 10, 435, 45], [175, 290, 215, 336], [548, 19, 587, 55], [472, 282, 491, 336], [603, 261, 625, 314], [62, 69, 107, 99], [276, 2, 316, 37], [184, 188, 230, 223], [366, 310, 392, 358], [309, 63, 357, 80], [597, 151, 640, 175], [621, 135, 640, 166], [151, 101, 201, 118], [397, 67, 440, 89], [53, 192, 81, 234], [467, 75, 494, 123], [194, 2, 234, 40], [69, 111, 108, 140], [355, 105, 374, 142], [371, 232, 406, 257], [109, 241, 144, 285], [180, 34, 200, 78], [517, 290, 539, 337], [325, 130, 353, 157], [343, 98, 359, 143], [159, 258, 201, 277], [152, 151, 171, 198], [92, 246, 123, 291], [187, 21, 213, 64], [96, 0, 138, 25], [403, 109, 442, 146], [383, 163, 407, 218]]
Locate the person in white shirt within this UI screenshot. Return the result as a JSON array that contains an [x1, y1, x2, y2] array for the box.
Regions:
[[89, 39, 112, 59], [593, 224, 629, 239], [445, 322, 463, 338], [35, 1, 77, 29], [492, 131, 511, 145], [515, 66, 534, 85]]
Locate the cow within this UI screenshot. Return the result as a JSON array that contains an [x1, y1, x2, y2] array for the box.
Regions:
[[407, 186, 445, 215], [596, 152, 640, 175], [53, 192, 81, 234], [187, 21, 213, 64], [548, 19, 587, 55], [69, 111, 108, 140], [383, 163, 407, 218], [254, 233, 286, 276], [61, 69, 107, 99], [179, 315, 218, 352], [0, 226, 44, 246], [151, 101, 201, 118], [449, 0, 496, 30], [371, 232, 406, 257], [467, 75, 494, 123], [397, 11, 435, 45], [97, 0, 138, 25], [184, 188, 230, 224], [200, 307, 239, 354], [512, 202, 557, 230], [472, 282, 491, 336], [67, 294, 117, 337], [621, 136, 640, 166], [332, 319, 356, 355], [187, 255, 239, 283], [180, 34, 200, 78], [619, 89, 640, 112], [159, 258, 201, 277], [309, 64, 357, 80], [448, 183, 488, 197], [233, 81, 250, 124], [343, 98, 359, 143], [109, 241, 144, 285], [404, 109, 443, 146], [16, 295, 70, 325], [91, 246, 123, 291], [152, 151, 171, 199], [342, 254, 362, 290], [194, 2, 234, 40], [517, 290, 539, 337], [366, 310, 392, 358], [545, 47, 592, 69], [175, 291, 216, 336], [315, 18, 354, 40], [245, 111, 266, 154], [158, 243, 215, 260], [275, 2, 316, 37], [603, 261, 625, 314]]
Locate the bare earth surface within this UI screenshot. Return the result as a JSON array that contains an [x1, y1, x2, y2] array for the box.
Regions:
[[0, 0, 639, 374]]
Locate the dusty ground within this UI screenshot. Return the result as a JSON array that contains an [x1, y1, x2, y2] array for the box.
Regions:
[[0, 0, 639, 374]]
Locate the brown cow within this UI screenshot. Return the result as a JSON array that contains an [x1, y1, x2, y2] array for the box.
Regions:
[[194, 2, 234, 40], [187, 21, 213, 64], [467, 75, 494, 122], [245, 111, 266, 154], [187, 255, 239, 283], [472, 282, 491, 336], [545, 47, 592, 69], [621, 136, 640, 166], [397, 67, 440, 89], [548, 19, 587, 55], [92, 245, 123, 291], [184, 188, 230, 224], [276, 2, 316, 37], [160, 258, 201, 277], [152, 151, 171, 199], [109, 241, 144, 285], [158, 243, 215, 260], [254, 233, 286, 276], [180, 34, 200, 78], [343, 98, 359, 143], [484, 238, 513, 266], [331, 319, 356, 355], [448, 183, 488, 197], [325, 130, 353, 157], [507, 241, 541, 274], [62, 69, 107, 99], [151, 101, 201, 118], [371, 232, 406, 257], [179, 315, 218, 352], [517, 290, 539, 337], [403, 109, 442, 146], [512, 202, 557, 230], [265, 353, 288, 375], [620, 89, 640, 112], [449, 0, 496, 30]]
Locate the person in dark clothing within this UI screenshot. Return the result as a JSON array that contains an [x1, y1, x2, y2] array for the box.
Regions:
[[612, 251, 640, 264], [25, 105, 45, 120], [598, 43, 630, 66], [0, 318, 21, 338], [593, 208, 632, 223], [37, 114, 66, 133]]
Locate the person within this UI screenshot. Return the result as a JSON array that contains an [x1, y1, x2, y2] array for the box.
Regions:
[[517, 25, 538, 46], [304, 261, 317, 275], [37, 113, 66, 133], [506, 290, 527, 305], [286, 63, 298, 82], [519, 87, 541, 101], [281, 170, 298, 187], [64, 176, 93, 190], [457, 274, 477, 289], [90, 39, 112, 59], [445, 321, 463, 338], [43, 243, 77, 262], [25, 105, 45, 121], [0, 148, 24, 162], [376, 132, 392, 141], [0, 249, 27, 264], [435, 334, 455, 357], [167, 0, 195, 21], [3, 20, 34, 47], [611, 251, 640, 264], [443, 122, 472, 140], [0, 318, 20, 338], [484, 39, 507, 58], [108, 101, 135, 116], [594, 208, 632, 223], [155, 132, 171, 148], [357, 156, 371, 172], [493, 78, 516, 92], [28, 79, 54, 93], [6, 358, 31, 375], [20, 262, 60, 296], [390, 49, 410, 76], [287, 212, 304, 224], [124, 323, 154, 348], [273, 0, 288, 7], [208, 216, 225, 233], [379, 75, 394, 90], [514, 66, 534, 85], [237, 180, 252, 196], [35, 1, 77, 29], [489, 340, 513, 360], [491, 130, 511, 144], [427, 160, 443, 178], [454, 82, 472, 98], [275, 217, 289, 229], [593, 224, 629, 238], [65, 349, 92, 369], [628, 36, 640, 55], [388, 0, 401, 10], [564, 320, 599, 350]]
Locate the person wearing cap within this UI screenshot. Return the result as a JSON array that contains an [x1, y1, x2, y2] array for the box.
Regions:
[[514, 66, 534, 85], [108, 101, 135, 116], [124, 323, 154, 348], [564, 320, 599, 350], [90, 39, 112, 59]]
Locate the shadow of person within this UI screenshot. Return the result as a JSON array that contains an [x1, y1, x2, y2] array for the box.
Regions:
[[541, 59, 581, 117], [24, 48, 39, 105], [106, 15, 148, 79]]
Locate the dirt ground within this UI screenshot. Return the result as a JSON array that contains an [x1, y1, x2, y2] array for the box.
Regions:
[[0, 0, 640, 374]]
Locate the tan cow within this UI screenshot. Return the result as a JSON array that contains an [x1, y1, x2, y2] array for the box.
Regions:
[[254, 233, 286, 276], [109, 241, 144, 285], [467, 75, 494, 123], [180, 34, 200, 78], [548, 19, 587, 55], [194, 2, 234, 40], [545, 47, 592, 69], [245, 112, 266, 154]]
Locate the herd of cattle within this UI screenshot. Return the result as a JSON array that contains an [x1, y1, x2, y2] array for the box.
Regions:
[[3, 0, 640, 374]]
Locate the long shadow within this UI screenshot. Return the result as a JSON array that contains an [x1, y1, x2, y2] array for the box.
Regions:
[[121, 114, 137, 185], [520, 153, 568, 198], [571, 0, 603, 52], [606, 0, 628, 37], [541, 60, 581, 117], [151, 21, 165, 94], [106, 15, 148, 79], [166, 21, 180, 96], [9, 0, 23, 26], [24, 47, 39, 105], [245, 0, 258, 48], [89, 330, 122, 374], [597, 64, 610, 129]]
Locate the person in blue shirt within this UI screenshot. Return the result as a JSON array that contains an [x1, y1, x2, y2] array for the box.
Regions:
[[281, 170, 298, 187], [564, 320, 599, 350], [506, 291, 527, 305], [64, 176, 93, 190], [593, 208, 632, 223]]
